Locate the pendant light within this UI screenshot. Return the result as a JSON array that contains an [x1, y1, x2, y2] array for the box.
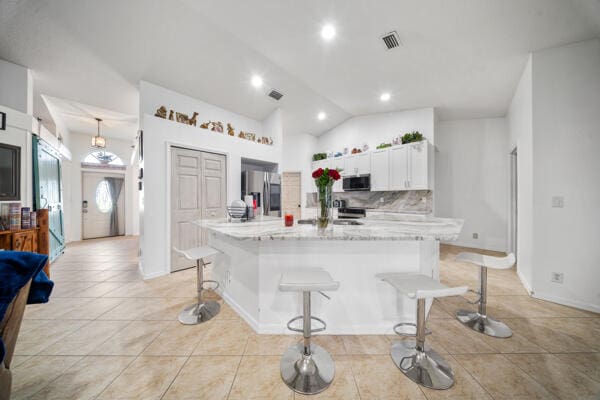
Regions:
[[91, 117, 106, 148]]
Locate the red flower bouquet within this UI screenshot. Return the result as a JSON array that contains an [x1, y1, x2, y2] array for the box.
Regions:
[[312, 167, 341, 229]]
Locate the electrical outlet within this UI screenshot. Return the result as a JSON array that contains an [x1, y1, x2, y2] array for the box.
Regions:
[[552, 196, 564, 208], [472, 233, 479, 239], [380, 197, 385, 203], [551, 272, 564, 284]]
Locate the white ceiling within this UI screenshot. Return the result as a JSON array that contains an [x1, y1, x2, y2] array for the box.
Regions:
[[0, 0, 598, 139]]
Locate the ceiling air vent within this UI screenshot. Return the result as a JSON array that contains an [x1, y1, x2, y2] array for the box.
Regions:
[[381, 31, 401, 50], [268, 89, 284, 101]]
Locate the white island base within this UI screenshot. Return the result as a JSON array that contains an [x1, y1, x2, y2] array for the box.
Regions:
[[208, 231, 441, 335]]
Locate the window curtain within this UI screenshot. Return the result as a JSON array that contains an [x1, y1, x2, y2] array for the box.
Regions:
[[104, 177, 124, 236]]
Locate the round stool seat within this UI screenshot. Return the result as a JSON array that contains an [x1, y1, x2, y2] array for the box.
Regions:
[[279, 269, 339, 292]]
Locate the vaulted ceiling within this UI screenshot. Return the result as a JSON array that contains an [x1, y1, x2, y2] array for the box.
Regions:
[[0, 0, 598, 140]]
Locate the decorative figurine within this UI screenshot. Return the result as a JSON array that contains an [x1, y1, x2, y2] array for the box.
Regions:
[[227, 123, 235, 136], [175, 112, 188, 124], [168, 110, 174, 120], [239, 131, 246, 139], [188, 112, 199, 126], [200, 121, 210, 129], [154, 106, 167, 119]]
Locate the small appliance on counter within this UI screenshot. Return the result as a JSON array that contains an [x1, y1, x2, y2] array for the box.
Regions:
[[332, 199, 347, 208], [227, 200, 250, 222], [337, 207, 367, 219]]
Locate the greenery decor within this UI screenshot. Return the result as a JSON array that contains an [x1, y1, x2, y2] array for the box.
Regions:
[[312, 167, 341, 229], [401, 131, 424, 144], [376, 143, 392, 149], [312, 153, 327, 161]]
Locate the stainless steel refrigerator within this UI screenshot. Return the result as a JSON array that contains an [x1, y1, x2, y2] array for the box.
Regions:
[[241, 171, 281, 217]]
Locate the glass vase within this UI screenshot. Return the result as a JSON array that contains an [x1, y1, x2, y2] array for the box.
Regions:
[[317, 184, 333, 230]]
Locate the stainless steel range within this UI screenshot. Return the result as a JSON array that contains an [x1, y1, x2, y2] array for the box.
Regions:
[[337, 207, 366, 219]]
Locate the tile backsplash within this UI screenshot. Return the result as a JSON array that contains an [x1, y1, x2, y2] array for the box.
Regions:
[[306, 190, 432, 213]]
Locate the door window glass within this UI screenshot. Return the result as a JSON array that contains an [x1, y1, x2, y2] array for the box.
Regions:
[[95, 180, 113, 213]]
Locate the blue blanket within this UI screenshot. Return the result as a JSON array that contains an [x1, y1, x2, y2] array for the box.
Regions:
[[0, 251, 52, 364]]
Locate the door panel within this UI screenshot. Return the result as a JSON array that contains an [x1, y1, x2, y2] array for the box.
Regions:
[[389, 146, 409, 190], [282, 172, 301, 219], [171, 148, 227, 272], [82, 172, 125, 239], [371, 149, 389, 191], [33, 138, 65, 261]]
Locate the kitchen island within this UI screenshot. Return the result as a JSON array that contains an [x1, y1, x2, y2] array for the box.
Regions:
[[203, 215, 463, 334]]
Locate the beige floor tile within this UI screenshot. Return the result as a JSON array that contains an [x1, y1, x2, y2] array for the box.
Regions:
[[163, 356, 240, 400], [228, 355, 294, 400], [506, 318, 591, 352], [57, 297, 124, 319], [51, 281, 98, 297], [192, 319, 251, 355], [310, 335, 347, 355], [24, 297, 93, 319], [105, 270, 143, 282], [143, 320, 210, 356], [454, 354, 557, 399], [245, 334, 299, 355], [295, 355, 360, 400], [538, 317, 600, 351], [341, 335, 391, 355], [29, 355, 134, 400], [215, 301, 242, 320], [507, 354, 600, 400], [72, 281, 128, 297], [9, 355, 32, 368], [426, 319, 497, 354], [479, 330, 547, 354], [14, 319, 89, 355], [97, 356, 186, 400], [419, 355, 492, 400], [349, 354, 426, 399], [90, 320, 168, 355], [554, 352, 600, 381], [40, 320, 130, 355], [11, 355, 83, 399]]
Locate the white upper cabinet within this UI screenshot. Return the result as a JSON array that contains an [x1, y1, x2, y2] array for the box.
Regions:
[[370, 149, 389, 191], [389, 145, 409, 190], [407, 141, 428, 189], [389, 141, 430, 190], [344, 153, 370, 176], [310, 141, 430, 192]]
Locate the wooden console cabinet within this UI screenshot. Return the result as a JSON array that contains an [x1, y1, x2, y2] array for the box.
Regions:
[[0, 209, 51, 277]]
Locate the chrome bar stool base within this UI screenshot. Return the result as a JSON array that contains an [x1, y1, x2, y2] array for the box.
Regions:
[[280, 343, 335, 395], [391, 339, 454, 390], [178, 301, 221, 325], [456, 310, 512, 338]]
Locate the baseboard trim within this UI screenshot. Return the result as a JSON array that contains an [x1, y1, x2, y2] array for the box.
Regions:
[[220, 291, 260, 332], [441, 240, 506, 253], [141, 268, 167, 280], [516, 269, 533, 295], [532, 292, 600, 314]]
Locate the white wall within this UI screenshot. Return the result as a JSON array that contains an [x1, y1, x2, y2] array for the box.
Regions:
[[63, 132, 135, 242], [316, 108, 435, 153], [507, 55, 534, 290], [435, 118, 508, 251], [0, 59, 32, 115], [139, 81, 282, 279], [530, 39, 600, 312], [0, 105, 34, 208], [281, 133, 317, 216]]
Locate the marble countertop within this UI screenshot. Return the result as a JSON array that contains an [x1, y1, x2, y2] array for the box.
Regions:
[[201, 215, 463, 241]]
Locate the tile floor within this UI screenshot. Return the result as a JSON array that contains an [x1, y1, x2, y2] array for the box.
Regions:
[[10, 236, 600, 399]]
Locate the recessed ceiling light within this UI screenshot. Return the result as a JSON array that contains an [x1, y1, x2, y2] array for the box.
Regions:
[[317, 112, 327, 121], [380, 93, 391, 102], [321, 24, 336, 41], [251, 75, 263, 88]]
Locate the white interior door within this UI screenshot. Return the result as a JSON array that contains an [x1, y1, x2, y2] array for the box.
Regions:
[[282, 172, 301, 219], [171, 147, 227, 272], [82, 172, 125, 239]]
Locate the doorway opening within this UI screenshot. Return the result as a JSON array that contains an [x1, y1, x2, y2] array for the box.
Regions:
[[509, 147, 518, 256], [82, 171, 126, 239], [170, 146, 227, 272]]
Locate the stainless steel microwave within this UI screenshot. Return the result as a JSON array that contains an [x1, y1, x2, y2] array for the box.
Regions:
[[342, 174, 370, 191]]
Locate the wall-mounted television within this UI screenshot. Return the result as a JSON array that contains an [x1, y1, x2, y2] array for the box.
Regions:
[[0, 143, 20, 200]]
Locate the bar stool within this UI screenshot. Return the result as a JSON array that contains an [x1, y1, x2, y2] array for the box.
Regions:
[[172, 246, 221, 325], [455, 252, 516, 338], [378, 273, 467, 390], [279, 268, 339, 395]]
